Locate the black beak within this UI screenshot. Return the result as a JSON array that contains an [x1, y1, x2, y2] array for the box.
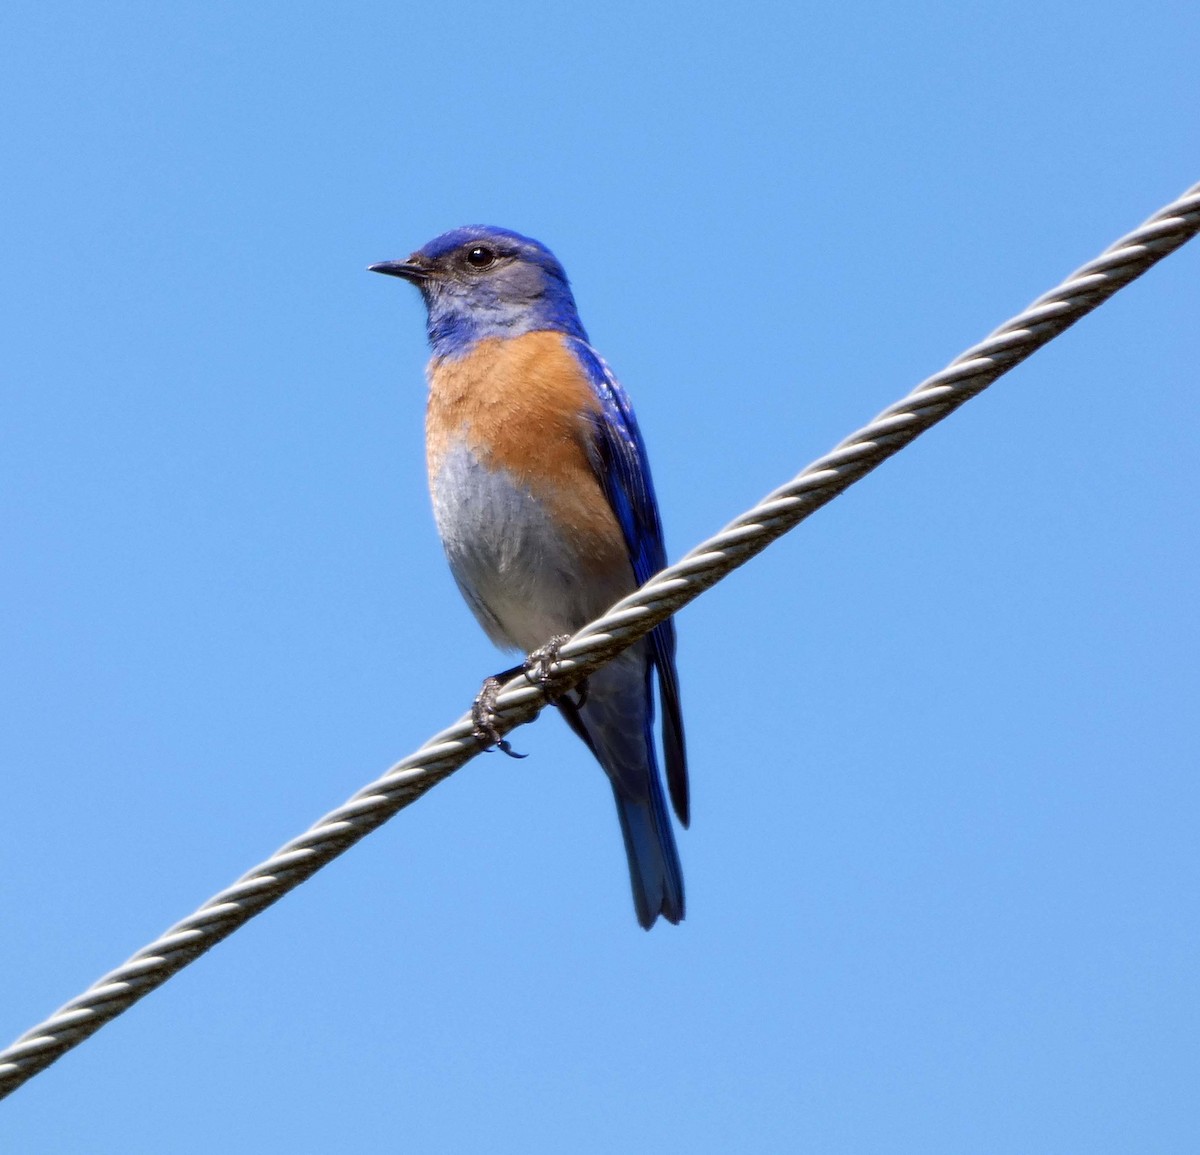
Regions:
[[368, 258, 430, 284]]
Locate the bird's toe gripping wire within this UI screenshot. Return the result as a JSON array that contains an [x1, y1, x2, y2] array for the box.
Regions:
[[470, 676, 527, 759], [472, 635, 588, 759], [524, 634, 588, 708]]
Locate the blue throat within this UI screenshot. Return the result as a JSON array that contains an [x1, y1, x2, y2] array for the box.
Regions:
[[422, 279, 589, 360]]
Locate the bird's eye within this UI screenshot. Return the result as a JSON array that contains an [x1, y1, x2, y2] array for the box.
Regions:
[[465, 246, 495, 269]]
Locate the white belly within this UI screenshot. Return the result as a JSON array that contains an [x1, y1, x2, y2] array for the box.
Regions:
[[430, 440, 631, 652]]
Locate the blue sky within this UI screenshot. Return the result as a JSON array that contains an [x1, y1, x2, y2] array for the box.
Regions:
[[2, 2, 1198, 1151]]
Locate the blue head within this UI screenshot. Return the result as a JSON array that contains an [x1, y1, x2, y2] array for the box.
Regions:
[[370, 226, 588, 359]]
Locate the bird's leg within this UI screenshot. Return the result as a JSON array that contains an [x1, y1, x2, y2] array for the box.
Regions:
[[471, 676, 526, 759], [472, 636, 586, 760], [524, 634, 589, 708]]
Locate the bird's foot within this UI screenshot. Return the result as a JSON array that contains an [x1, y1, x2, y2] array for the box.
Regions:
[[471, 676, 526, 759], [524, 634, 588, 707]]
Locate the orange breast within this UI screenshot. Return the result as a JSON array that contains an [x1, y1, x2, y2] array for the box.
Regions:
[[426, 331, 628, 572]]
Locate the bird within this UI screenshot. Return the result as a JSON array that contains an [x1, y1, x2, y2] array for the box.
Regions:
[[370, 226, 688, 929]]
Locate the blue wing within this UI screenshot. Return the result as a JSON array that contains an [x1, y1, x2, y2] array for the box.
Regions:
[[565, 337, 689, 827]]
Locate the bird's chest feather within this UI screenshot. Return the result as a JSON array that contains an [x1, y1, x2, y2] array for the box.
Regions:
[[424, 332, 631, 648]]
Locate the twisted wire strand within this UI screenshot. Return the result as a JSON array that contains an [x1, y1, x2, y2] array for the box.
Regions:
[[2, 180, 1197, 1101]]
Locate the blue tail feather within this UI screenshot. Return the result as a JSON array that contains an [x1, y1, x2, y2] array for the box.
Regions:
[[558, 648, 685, 929], [612, 773, 685, 929]]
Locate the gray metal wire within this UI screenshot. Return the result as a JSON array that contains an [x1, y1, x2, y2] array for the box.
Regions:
[[2, 180, 1197, 1101]]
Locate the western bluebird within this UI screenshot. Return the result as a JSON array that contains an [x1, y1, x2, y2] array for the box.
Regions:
[[370, 226, 688, 929]]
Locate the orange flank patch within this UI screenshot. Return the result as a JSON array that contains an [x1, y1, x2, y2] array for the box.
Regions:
[[426, 331, 627, 569]]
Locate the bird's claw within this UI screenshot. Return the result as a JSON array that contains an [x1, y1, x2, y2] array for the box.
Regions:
[[471, 634, 586, 760], [471, 676, 526, 759], [524, 634, 589, 708], [524, 634, 570, 690]]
